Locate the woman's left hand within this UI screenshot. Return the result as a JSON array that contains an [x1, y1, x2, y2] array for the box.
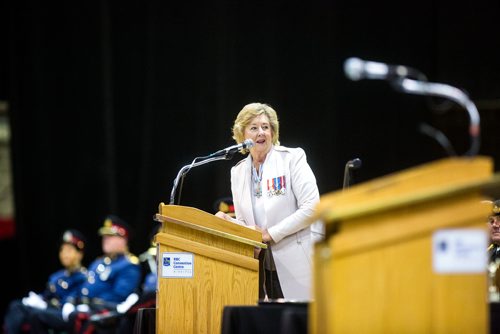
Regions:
[[261, 228, 274, 243]]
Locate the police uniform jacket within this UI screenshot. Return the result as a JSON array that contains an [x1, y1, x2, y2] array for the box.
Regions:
[[42, 268, 87, 307], [81, 253, 141, 305], [489, 243, 500, 263], [230, 145, 321, 300]]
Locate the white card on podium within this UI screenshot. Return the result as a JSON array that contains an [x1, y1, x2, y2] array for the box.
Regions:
[[432, 229, 487, 274], [161, 252, 194, 278]]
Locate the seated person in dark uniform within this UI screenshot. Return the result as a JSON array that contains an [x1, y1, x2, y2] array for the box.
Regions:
[[91, 222, 161, 334], [487, 200, 500, 303], [488, 200, 500, 263], [29, 215, 142, 334], [3, 229, 87, 334], [214, 197, 236, 219]]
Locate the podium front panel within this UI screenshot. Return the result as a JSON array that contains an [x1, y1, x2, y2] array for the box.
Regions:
[[155, 204, 261, 334], [311, 158, 496, 334]]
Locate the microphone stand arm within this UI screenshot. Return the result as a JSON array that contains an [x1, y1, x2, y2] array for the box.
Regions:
[[394, 78, 480, 157], [342, 158, 361, 190], [342, 163, 351, 190], [169, 154, 231, 205]]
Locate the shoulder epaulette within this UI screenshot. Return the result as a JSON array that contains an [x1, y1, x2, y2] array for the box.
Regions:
[[126, 253, 140, 265]]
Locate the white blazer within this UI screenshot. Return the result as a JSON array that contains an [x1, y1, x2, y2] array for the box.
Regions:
[[230, 145, 321, 300]]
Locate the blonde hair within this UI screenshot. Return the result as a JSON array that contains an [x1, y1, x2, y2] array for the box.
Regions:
[[231, 103, 280, 153]]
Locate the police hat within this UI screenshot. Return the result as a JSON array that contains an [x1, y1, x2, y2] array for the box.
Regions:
[[213, 197, 235, 218], [98, 215, 131, 238], [62, 229, 86, 251], [482, 199, 500, 217], [493, 200, 500, 216]]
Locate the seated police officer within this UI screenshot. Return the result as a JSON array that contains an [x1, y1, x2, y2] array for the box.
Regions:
[[29, 215, 142, 334], [488, 200, 500, 263], [485, 199, 500, 303], [213, 196, 236, 219], [90, 222, 161, 334], [3, 229, 87, 334]]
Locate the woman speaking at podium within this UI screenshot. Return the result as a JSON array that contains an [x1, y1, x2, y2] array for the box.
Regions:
[[216, 102, 322, 301]]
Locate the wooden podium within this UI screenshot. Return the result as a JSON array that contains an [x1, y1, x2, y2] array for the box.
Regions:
[[310, 157, 500, 333], [154, 204, 266, 334]]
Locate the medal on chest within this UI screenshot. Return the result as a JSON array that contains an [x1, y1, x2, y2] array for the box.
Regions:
[[252, 164, 263, 198], [267, 175, 286, 197]]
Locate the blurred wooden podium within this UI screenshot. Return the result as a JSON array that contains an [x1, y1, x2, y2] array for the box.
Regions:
[[154, 204, 266, 334], [310, 157, 500, 334]]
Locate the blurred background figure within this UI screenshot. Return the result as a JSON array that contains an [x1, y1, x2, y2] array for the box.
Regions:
[[488, 200, 500, 262], [90, 222, 161, 334], [138, 222, 160, 295], [214, 197, 236, 218], [3, 229, 87, 334], [487, 200, 500, 302], [115, 222, 160, 333], [28, 215, 142, 334]]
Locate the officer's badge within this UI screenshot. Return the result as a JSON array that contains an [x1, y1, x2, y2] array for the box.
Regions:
[[104, 218, 113, 228], [494, 200, 500, 215], [63, 231, 73, 243]]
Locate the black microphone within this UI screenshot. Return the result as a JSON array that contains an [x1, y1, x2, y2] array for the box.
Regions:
[[344, 57, 420, 81], [343, 158, 362, 190], [346, 158, 362, 169], [209, 139, 254, 157]]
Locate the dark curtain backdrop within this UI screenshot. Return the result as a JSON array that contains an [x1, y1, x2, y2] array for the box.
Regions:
[[2, 0, 500, 320]]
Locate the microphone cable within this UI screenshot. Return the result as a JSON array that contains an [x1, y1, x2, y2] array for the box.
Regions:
[[418, 123, 457, 157]]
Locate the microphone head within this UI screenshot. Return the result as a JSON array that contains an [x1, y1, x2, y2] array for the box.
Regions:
[[348, 158, 362, 169], [344, 57, 364, 81], [345, 57, 393, 81], [243, 139, 254, 149]]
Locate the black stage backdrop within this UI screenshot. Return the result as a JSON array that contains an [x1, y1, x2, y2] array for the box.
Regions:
[[2, 0, 500, 320]]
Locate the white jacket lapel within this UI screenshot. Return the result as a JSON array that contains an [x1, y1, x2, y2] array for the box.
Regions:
[[238, 156, 256, 226]]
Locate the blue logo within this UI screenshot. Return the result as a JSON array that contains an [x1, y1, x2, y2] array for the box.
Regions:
[[164, 257, 171, 266], [438, 240, 448, 252]]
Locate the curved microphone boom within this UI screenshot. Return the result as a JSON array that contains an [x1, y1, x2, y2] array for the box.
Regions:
[[209, 139, 254, 157], [396, 78, 480, 156], [343, 57, 480, 157], [169, 139, 255, 205]]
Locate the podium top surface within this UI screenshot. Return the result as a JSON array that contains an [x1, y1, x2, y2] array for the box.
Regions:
[[155, 204, 267, 248], [313, 156, 500, 224]]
